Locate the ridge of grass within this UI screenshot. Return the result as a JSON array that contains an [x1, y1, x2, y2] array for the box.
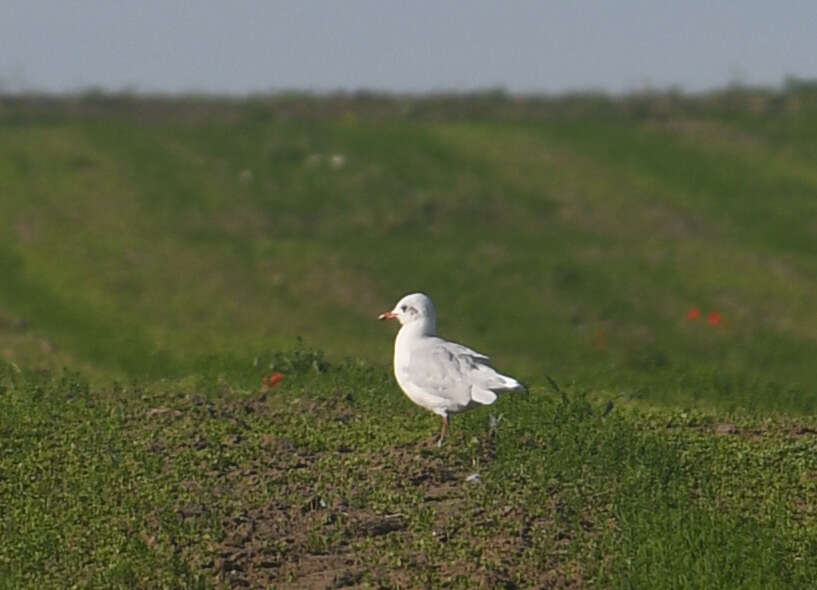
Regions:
[[1, 353, 816, 588]]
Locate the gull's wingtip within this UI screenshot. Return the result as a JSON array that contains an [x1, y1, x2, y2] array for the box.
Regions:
[[502, 375, 526, 392]]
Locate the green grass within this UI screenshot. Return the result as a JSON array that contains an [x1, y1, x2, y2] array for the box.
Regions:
[[2, 90, 817, 587], [2, 356, 816, 588], [2, 92, 817, 410]]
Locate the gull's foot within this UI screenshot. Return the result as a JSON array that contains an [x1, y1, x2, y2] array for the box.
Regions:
[[424, 433, 444, 448]]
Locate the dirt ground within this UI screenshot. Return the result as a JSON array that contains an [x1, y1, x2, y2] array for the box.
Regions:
[[161, 395, 584, 589]]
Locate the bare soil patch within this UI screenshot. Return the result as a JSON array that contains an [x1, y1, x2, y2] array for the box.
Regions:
[[156, 395, 587, 589]]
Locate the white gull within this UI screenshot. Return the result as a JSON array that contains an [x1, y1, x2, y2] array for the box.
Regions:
[[378, 293, 524, 445]]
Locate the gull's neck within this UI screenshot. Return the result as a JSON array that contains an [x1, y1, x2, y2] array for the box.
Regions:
[[394, 318, 437, 367], [397, 317, 437, 341]]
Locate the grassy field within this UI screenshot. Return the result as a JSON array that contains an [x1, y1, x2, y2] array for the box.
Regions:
[[2, 89, 817, 588]]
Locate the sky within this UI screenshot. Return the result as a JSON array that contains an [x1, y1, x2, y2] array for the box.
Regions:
[[2, 1, 816, 95]]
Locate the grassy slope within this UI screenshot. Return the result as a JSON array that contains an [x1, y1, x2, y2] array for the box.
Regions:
[[2, 92, 817, 588], [1, 93, 816, 410]]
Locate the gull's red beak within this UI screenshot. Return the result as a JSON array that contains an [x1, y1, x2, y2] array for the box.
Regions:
[[378, 311, 397, 321]]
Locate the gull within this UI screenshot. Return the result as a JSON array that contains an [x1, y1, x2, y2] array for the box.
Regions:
[[378, 293, 524, 445]]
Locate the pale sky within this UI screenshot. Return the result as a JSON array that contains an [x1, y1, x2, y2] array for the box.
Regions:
[[2, 1, 815, 95]]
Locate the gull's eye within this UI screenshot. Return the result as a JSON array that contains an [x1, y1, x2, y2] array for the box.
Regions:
[[400, 305, 407, 312]]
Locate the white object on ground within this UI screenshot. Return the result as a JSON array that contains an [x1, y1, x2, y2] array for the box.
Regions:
[[378, 293, 524, 445]]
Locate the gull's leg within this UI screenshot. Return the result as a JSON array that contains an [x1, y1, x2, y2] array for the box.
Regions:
[[437, 415, 448, 447]]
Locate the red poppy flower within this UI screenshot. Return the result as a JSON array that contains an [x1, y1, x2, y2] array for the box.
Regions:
[[263, 372, 284, 387], [686, 308, 701, 321], [707, 311, 722, 326]]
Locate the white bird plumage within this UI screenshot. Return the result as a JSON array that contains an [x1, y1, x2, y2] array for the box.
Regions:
[[378, 293, 524, 445]]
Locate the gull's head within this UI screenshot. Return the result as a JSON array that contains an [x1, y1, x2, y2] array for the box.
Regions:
[[378, 292, 437, 332]]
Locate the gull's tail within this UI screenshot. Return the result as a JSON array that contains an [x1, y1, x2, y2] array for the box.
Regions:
[[470, 368, 525, 405]]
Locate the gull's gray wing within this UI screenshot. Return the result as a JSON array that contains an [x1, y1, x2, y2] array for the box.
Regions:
[[404, 341, 473, 408], [404, 338, 521, 408], [439, 341, 490, 361]]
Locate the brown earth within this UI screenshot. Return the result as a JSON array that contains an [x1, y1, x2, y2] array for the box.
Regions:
[[147, 394, 586, 589]]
